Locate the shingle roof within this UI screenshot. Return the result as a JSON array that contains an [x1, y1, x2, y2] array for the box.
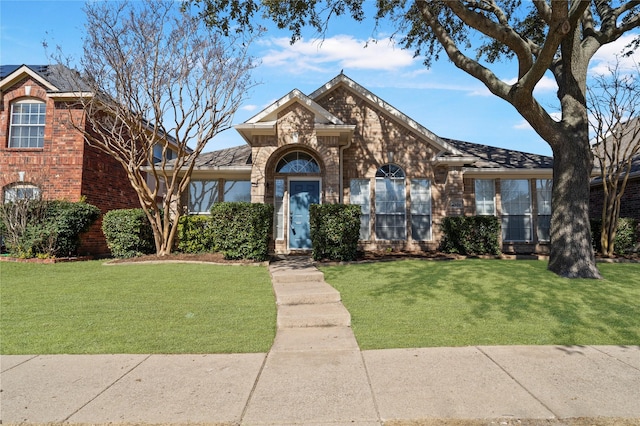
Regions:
[[1, 64, 90, 92], [442, 138, 554, 169], [192, 144, 252, 168]]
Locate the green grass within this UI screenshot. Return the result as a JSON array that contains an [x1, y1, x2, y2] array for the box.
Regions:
[[320, 259, 640, 349], [0, 261, 276, 354]]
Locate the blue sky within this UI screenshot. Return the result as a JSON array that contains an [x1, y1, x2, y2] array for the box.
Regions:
[[2, 1, 638, 156]]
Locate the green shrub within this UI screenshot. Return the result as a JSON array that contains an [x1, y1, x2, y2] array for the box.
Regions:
[[310, 204, 361, 261], [592, 217, 639, 255], [102, 209, 155, 258], [0, 199, 99, 258], [177, 215, 216, 253], [209, 202, 273, 261], [615, 218, 638, 254], [439, 216, 501, 255]]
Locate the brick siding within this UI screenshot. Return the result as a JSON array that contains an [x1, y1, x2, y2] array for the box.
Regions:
[[1, 75, 141, 256]]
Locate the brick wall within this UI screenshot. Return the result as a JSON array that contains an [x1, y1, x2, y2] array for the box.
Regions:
[[590, 177, 640, 221], [1, 75, 141, 257]]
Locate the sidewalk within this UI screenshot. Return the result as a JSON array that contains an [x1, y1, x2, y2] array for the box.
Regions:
[[2, 257, 639, 425]]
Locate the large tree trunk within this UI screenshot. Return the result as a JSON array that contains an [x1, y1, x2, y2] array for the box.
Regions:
[[548, 134, 602, 278]]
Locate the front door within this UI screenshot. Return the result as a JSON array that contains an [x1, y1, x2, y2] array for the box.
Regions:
[[289, 180, 320, 249]]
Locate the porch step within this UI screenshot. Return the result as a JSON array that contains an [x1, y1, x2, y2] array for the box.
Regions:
[[270, 269, 325, 284], [273, 281, 341, 305], [277, 302, 351, 328]]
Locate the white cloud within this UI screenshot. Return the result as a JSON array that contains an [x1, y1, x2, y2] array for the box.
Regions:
[[241, 104, 258, 112], [259, 35, 416, 73], [589, 33, 640, 76]]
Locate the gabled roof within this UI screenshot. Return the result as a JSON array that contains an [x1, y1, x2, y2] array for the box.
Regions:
[[234, 88, 355, 144], [0, 64, 91, 94], [309, 73, 467, 158]]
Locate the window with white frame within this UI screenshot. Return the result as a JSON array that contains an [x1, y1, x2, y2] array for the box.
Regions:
[[276, 152, 320, 173], [3, 183, 41, 203], [375, 164, 406, 240], [475, 179, 496, 215], [350, 179, 370, 240], [274, 179, 285, 239], [501, 179, 532, 241], [223, 180, 251, 202], [536, 179, 552, 242], [410, 179, 432, 240], [9, 100, 46, 148], [189, 180, 218, 213]]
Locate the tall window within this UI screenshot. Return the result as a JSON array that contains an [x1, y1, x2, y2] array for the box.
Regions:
[[536, 179, 552, 242], [3, 183, 41, 203], [274, 179, 285, 239], [475, 179, 496, 215], [189, 180, 218, 213], [9, 100, 46, 148], [501, 179, 531, 241], [410, 179, 432, 240], [375, 164, 406, 240], [350, 179, 370, 240], [223, 180, 251, 202]]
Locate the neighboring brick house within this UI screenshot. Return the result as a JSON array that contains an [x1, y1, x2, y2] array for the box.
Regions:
[[0, 64, 142, 256], [590, 154, 640, 222], [185, 73, 554, 255]]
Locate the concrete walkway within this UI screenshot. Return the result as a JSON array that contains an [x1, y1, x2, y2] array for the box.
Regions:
[[1, 257, 639, 425]]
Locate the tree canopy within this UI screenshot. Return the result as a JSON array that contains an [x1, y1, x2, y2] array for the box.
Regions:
[[192, 0, 639, 278]]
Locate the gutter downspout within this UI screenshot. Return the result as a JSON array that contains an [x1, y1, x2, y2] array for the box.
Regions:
[[338, 135, 352, 203]]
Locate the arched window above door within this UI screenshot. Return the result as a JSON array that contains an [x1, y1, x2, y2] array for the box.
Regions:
[[375, 163, 405, 179], [276, 151, 320, 174]]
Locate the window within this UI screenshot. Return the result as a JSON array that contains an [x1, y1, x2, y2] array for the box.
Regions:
[[276, 152, 320, 173], [189, 180, 218, 213], [274, 179, 285, 239], [536, 179, 552, 242], [3, 183, 41, 203], [9, 100, 46, 148], [375, 164, 406, 240], [475, 179, 496, 215], [152, 145, 177, 163], [501, 179, 532, 241], [223, 180, 251, 202], [350, 179, 370, 240], [411, 179, 432, 240]]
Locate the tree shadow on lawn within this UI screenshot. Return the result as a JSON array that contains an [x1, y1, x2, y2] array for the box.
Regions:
[[363, 259, 640, 345]]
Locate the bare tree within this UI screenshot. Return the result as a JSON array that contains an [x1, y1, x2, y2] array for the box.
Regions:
[[55, 0, 256, 256], [588, 59, 640, 257], [192, 0, 640, 277]]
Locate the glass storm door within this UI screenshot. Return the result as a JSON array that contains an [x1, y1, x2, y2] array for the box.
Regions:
[[289, 180, 320, 249]]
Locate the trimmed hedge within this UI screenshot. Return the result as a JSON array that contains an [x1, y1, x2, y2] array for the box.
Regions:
[[209, 202, 273, 261], [439, 216, 501, 256], [102, 209, 155, 258], [0, 199, 100, 258], [177, 215, 216, 253], [310, 204, 361, 261]]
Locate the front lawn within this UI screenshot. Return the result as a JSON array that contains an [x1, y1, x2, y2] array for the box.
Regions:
[[0, 261, 276, 354], [320, 259, 640, 349]]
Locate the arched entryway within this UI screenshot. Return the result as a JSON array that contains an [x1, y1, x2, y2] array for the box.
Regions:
[[273, 151, 322, 250]]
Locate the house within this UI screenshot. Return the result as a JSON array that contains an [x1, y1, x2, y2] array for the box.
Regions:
[[0, 64, 143, 256], [590, 154, 640, 222], [184, 73, 554, 255], [589, 117, 640, 222]]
